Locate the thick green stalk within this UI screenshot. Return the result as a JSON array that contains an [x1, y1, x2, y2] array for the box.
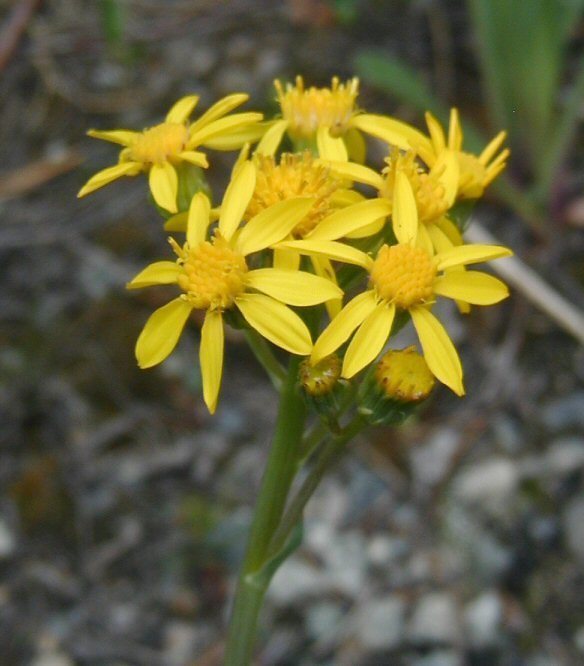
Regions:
[[224, 356, 307, 665], [268, 416, 365, 560]]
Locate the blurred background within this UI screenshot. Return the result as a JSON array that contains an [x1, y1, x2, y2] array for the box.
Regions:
[[1, 1, 583, 664]]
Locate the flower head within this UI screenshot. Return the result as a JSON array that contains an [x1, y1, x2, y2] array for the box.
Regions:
[[424, 109, 510, 200], [78, 94, 264, 213], [128, 162, 343, 413], [256, 76, 428, 163], [277, 231, 511, 394]]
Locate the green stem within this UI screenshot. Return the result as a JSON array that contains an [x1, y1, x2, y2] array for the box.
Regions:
[[224, 356, 306, 666], [268, 416, 365, 559], [244, 329, 286, 390]]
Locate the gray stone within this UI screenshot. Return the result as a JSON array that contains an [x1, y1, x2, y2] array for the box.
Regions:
[[541, 391, 584, 432], [408, 593, 461, 645], [563, 496, 584, 561], [354, 597, 406, 650], [367, 535, 408, 567], [0, 519, 15, 559], [322, 530, 367, 597], [464, 591, 503, 648], [453, 457, 518, 516], [305, 601, 344, 641], [411, 428, 460, 488], [268, 559, 328, 606]]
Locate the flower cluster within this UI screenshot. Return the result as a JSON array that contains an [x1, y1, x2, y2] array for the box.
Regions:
[[79, 77, 512, 414]]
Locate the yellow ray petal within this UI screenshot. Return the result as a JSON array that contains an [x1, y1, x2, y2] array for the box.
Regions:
[[149, 162, 178, 213], [345, 216, 385, 239], [410, 306, 464, 395], [165, 95, 199, 124], [436, 244, 512, 271], [427, 223, 454, 253], [433, 271, 509, 305], [188, 93, 249, 136], [190, 113, 263, 147], [424, 112, 445, 154], [187, 192, 211, 247], [448, 108, 463, 151], [87, 129, 138, 146], [435, 216, 462, 246], [235, 294, 312, 355], [178, 150, 209, 168], [432, 149, 459, 206], [311, 290, 377, 364], [218, 160, 256, 241], [308, 198, 391, 241], [235, 197, 315, 256], [276, 239, 372, 269], [323, 160, 385, 190], [203, 123, 268, 150], [245, 268, 343, 306], [342, 303, 396, 378], [351, 114, 434, 164], [164, 211, 188, 232], [344, 127, 366, 164], [135, 297, 192, 369], [255, 119, 289, 156], [127, 261, 180, 289], [273, 247, 300, 271], [311, 255, 342, 318], [317, 126, 348, 161], [77, 161, 142, 197], [480, 131, 507, 165], [416, 222, 434, 255], [393, 170, 418, 244], [330, 189, 365, 207], [200, 309, 224, 414]]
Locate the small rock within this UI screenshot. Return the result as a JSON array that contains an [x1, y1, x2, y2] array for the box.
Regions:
[[563, 496, 584, 561], [354, 596, 406, 650], [464, 591, 503, 648], [0, 519, 15, 559], [322, 530, 367, 597], [574, 625, 584, 653], [269, 558, 328, 606], [163, 621, 199, 666], [411, 428, 460, 488], [367, 535, 408, 567], [190, 45, 218, 77], [453, 458, 518, 516], [306, 601, 344, 641], [541, 392, 584, 432], [408, 593, 460, 645]]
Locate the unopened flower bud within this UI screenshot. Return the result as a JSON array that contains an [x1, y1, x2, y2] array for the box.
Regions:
[[359, 346, 435, 426], [299, 355, 347, 419]]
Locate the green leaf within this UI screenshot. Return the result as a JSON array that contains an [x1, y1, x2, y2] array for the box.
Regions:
[[354, 51, 443, 115]]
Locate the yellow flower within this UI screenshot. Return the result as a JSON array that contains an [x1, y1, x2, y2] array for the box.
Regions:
[[256, 76, 426, 162], [316, 149, 460, 255], [378, 108, 510, 200], [127, 162, 343, 413], [277, 232, 511, 394], [78, 94, 264, 213], [423, 109, 510, 199]]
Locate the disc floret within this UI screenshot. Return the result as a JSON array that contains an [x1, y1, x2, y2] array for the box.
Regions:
[[370, 244, 436, 308]]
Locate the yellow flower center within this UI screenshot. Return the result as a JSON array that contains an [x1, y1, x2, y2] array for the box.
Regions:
[[380, 149, 449, 224], [176, 234, 247, 310], [246, 152, 340, 237], [457, 152, 487, 199], [370, 244, 436, 309], [129, 122, 188, 165], [275, 76, 359, 139], [375, 346, 435, 403]]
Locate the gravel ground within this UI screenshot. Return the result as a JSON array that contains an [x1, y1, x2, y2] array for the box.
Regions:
[[1, 1, 583, 664]]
